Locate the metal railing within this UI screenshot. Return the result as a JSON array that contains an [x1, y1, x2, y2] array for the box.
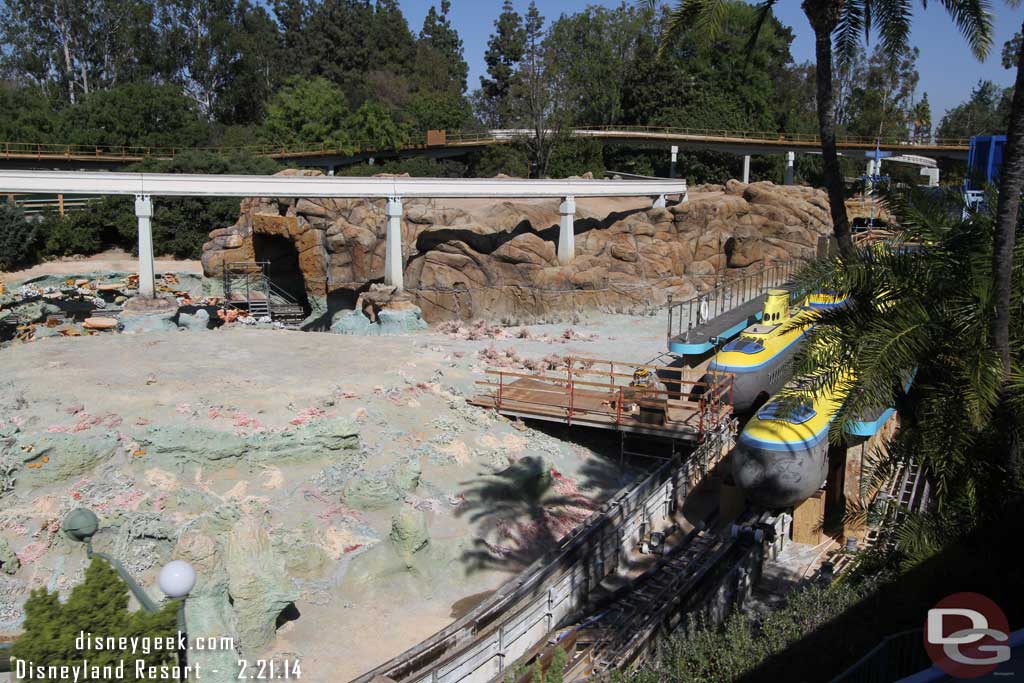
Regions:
[[0, 128, 970, 164], [222, 261, 307, 324], [479, 358, 734, 437], [666, 259, 807, 345]]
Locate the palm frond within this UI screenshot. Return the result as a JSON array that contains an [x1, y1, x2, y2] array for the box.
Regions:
[[657, 0, 729, 58], [834, 0, 866, 67], [934, 0, 994, 60], [870, 0, 913, 57], [745, 0, 779, 55]]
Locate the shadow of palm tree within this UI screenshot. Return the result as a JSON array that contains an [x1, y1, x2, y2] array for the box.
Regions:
[[456, 456, 600, 574]]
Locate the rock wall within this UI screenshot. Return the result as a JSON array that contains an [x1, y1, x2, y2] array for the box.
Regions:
[[201, 172, 832, 323]]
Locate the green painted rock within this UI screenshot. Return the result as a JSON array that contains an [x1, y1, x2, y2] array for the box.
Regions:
[[390, 509, 430, 560], [17, 432, 120, 484], [224, 516, 298, 652], [0, 536, 20, 575]]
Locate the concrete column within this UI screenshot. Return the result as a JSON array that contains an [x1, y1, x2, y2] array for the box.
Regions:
[[784, 151, 795, 186], [670, 145, 679, 179], [385, 196, 404, 290], [921, 167, 939, 187], [742, 155, 751, 184], [134, 194, 155, 298], [653, 194, 667, 209], [558, 196, 576, 265]]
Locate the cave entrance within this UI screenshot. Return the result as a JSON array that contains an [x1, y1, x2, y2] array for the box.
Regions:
[[253, 233, 311, 314]]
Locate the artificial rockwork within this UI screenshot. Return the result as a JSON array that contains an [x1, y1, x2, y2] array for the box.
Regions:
[[201, 173, 832, 324]]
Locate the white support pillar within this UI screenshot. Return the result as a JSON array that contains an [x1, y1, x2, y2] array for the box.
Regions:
[[384, 196, 404, 290], [742, 155, 751, 184], [921, 167, 939, 187], [558, 196, 576, 265], [784, 151, 795, 186], [670, 145, 679, 179], [134, 194, 155, 298], [653, 194, 667, 209]]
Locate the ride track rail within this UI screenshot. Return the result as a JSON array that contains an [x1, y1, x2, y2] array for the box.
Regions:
[[350, 428, 736, 683]]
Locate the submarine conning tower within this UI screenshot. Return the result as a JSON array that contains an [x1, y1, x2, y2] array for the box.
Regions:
[[762, 289, 790, 324]]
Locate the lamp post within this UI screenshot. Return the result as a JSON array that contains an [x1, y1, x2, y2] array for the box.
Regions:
[[61, 509, 196, 663]]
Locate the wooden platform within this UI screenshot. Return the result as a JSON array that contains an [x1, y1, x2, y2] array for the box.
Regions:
[[470, 358, 733, 442]]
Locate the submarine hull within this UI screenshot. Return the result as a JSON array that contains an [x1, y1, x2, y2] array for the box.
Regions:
[[705, 339, 802, 413], [731, 438, 829, 509]]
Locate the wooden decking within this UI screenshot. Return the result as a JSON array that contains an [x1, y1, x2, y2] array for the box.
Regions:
[[470, 358, 734, 441]]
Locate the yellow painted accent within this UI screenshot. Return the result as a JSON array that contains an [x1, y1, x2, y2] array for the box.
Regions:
[[805, 291, 845, 308], [762, 289, 789, 323], [711, 294, 818, 372], [742, 378, 847, 446]]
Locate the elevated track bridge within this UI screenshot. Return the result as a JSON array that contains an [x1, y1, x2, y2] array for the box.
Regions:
[[0, 127, 969, 173]]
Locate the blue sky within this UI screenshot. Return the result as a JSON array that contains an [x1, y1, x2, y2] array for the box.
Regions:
[[397, 0, 1023, 124]]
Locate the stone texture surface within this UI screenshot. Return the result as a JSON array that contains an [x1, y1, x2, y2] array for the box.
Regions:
[[224, 515, 299, 652], [389, 510, 430, 566], [201, 174, 832, 323], [118, 296, 180, 333]]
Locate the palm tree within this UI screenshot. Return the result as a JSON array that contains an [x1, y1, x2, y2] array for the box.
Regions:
[[656, 0, 993, 260], [993, 9, 1024, 378], [782, 188, 1022, 545]]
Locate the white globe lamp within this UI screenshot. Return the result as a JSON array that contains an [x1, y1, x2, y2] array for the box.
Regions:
[[158, 560, 196, 598]]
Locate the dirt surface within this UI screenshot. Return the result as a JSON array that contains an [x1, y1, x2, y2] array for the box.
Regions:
[[0, 310, 673, 681], [1, 249, 202, 283]]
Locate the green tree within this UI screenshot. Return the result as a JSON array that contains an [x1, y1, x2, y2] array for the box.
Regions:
[[212, 1, 284, 125], [345, 101, 408, 151], [406, 92, 473, 133], [935, 80, 1011, 139], [478, 0, 526, 127], [0, 85, 60, 143], [299, 0, 418, 108], [844, 45, 920, 141], [419, 0, 468, 93], [0, 203, 42, 271], [0, 0, 163, 103], [510, 1, 565, 177], [544, 4, 650, 126], [629, 2, 797, 133], [547, 137, 604, 179], [58, 82, 209, 148], [259, 76, 351, 150], [659, 0, 992, 259], [471, 144, 530, 178], [10, 558, 179, 681], [910, 93, 932, 143], [1004, 31, 1022, 70]]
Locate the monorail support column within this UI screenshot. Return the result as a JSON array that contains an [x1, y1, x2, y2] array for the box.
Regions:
[[784, 151, 795, 186], [558, 195, 576, 265], [385, 196, 404, 291], [742, 155, 751, 184], [134, 194, 155, 298]]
